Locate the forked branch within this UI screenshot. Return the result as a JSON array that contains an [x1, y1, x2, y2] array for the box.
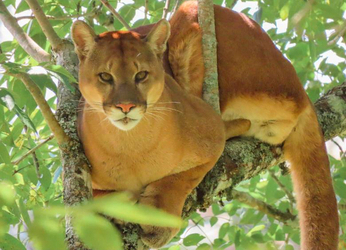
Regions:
[[232, 190, 297, 223], [0, 1, 50, 62], [11, 135, 54, 165], [99, 0, 131, 30], [25, 0, 63, 49]]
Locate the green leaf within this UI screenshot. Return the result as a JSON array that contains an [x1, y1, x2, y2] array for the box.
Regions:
[[275, 228, 285, 241], [196, 243, 212, 250], [183, 233, 205, 246], [219, 223, 230, 239], [15, 0, 30, 13], [0, 233, 26, 250], [280, 4, 289, 20], [285, 244, 295, 250], [18, 198, 32, 227], [89, 193, 182, 227], [0, 141, 11, 164], [1, 210, 20, 225], [335, 179, 346, 199], [0, 88, 37, 132], [29, 74, 58, 94], [213, 238, 227, 248], [168, 246, 181, 250], [210, 216, 218, 227], [119, 4, 136, 23], [44, 65, 76, 93], [29, 217, 66, 250], [73, 214, 122, 250], [253, 8, 263, 24], [39, 165, 52, 190], [13, 105, 37, 132], [246, 224, 265, 236]]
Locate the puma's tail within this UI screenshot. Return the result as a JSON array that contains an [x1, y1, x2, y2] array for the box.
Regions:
[[284, 104, 339, 250]]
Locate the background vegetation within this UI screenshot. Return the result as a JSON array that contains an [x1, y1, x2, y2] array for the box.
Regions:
[[0, 0, 345, 249]]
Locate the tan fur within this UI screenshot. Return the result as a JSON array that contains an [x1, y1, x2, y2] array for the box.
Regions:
[[72, 20, 225, 248], [72, 2, 339, 248], [168, 2, 339, 250]]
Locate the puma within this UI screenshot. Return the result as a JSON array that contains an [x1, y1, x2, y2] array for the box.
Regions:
[[72, 1, 339, 249]]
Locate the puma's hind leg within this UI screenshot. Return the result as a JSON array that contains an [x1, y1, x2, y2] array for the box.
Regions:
[[224, 119, 251, 140], [138, 161, 217, 248]]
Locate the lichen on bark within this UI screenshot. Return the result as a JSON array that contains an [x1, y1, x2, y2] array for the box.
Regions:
[[53, 39, 93, 250]]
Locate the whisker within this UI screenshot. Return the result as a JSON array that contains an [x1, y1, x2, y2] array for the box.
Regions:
[[148, 101, 181, 105], [152, 107, 183, 114], [149, 110, 169, 117], [145, 112, 164, 122], [98, 116, 109, 126]]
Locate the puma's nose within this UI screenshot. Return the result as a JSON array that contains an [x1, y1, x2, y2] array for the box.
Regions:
[[115, 103, 136, 113]]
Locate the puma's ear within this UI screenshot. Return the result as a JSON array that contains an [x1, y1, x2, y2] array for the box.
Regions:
[[71, 21, 96, 60], [146, 19, 171, 55]]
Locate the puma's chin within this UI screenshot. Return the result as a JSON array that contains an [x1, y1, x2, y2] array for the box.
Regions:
[[110, 117, 141, 131]]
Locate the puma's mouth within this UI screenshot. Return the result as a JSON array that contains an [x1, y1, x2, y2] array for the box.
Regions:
[[115, 117, 138, 124], [109, 116, 141, 131]]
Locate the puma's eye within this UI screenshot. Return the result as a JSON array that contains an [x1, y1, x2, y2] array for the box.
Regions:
[[98, 72, 113, 83], [135, 71, 148, 83]]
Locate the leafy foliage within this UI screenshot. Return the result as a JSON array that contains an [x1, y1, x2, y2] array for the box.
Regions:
[[0, 0, 345, 249]]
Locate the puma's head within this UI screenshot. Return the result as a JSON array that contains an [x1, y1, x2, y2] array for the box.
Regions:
[[71, 20, 170, 131]]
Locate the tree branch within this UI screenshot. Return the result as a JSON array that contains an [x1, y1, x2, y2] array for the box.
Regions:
[[269, 169, 295, 212], [0, 1, 50, 62], [16, 12, 96, 21], [99, 0, 131, 30], [25, 0, 63, 50], [7, 72, 70, 147], [32, 151, 40, 178], [145, 0, 148, 19], [11, 135, 54, 165], [52, 40, 93, 250], [183, 82, 346, 217], [231, 190, 297, 223], [197, 0, 221, 113], [162, 0, 171, 19], [172, 0, 181, 17]]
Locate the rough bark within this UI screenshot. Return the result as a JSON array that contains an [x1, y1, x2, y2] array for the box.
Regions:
[[197, 0, 221, 113], [52, 40, 93, 250], [182, 82, 346, 218]]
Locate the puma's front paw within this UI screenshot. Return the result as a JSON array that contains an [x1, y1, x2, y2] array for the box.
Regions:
[[140, 225, 179, 248]]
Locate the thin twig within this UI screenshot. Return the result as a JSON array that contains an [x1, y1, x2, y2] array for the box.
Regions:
[[269, 170, 296, 213], [13, 165, 30, 175], [171, 0, 181, 19], [145, 0, 148, 19], [16, 12, 96, 21], [328, 20, 346, 46], [32, 152, 40, 178], [99, 0, 131, 30], [162, 0, 171, 19], [0, 1, 50, 62], [230, 0, 238, 9], [331, 138, 345, 159], [12, 135, 54, 165], [25, 0, 63, 49], [232, 190, 297, 223], [291, 0, 314, 28]]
